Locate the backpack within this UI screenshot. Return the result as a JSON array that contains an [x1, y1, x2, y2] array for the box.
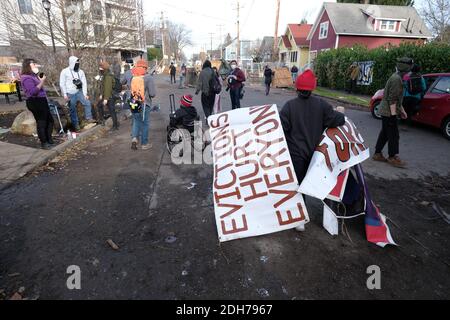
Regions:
[[130, 76, 145, 113], [211, 74, 222, 94], [407, 76, 424, 95], [113, 77, 122, 94]]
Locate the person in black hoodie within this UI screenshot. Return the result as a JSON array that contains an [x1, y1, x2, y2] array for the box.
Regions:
[[280, 69, 346, 184], [263, 65, 274, 96], [171, 95, 198, 133]]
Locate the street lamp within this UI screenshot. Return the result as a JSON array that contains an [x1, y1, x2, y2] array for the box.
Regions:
[[42, 0, 56, 54]]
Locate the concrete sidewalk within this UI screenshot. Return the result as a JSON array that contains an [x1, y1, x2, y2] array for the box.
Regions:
[[0, 119, 117, 191]]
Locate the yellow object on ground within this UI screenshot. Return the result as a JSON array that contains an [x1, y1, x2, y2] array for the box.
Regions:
[[0, 83, 17, 93]]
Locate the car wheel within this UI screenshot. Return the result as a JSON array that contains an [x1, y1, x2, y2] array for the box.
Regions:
[[442, 117, 450, 140], [371, 101, 382, 120]]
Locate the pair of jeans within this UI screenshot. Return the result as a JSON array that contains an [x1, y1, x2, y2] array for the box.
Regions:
[[68, 91, 93, 127], [230, 87, 241, 109], [292, 72, 298, 83], [97, 99, 119, 128], [179, 75, 185, 88], [201, 93, 215, 119], [26, 97, 54, 145], [375, 116, 400, 158], [171, 74, 176, 84], [132, 105, 151, 145]]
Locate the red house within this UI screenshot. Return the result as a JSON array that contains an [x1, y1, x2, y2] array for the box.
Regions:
[[307, 2, 433, 62]]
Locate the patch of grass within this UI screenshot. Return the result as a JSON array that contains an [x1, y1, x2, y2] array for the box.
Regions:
[[314, 87, 370, 107]]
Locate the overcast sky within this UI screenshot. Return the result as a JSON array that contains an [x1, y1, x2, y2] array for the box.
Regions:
[[143, 0, 426, 58]]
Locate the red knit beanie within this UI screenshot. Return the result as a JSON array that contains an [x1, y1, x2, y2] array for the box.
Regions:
[[180, 95, 193, 107], [296, 69, 317, 91]]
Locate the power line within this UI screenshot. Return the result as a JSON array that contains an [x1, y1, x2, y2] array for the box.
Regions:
[[158, 2, 232, 23]]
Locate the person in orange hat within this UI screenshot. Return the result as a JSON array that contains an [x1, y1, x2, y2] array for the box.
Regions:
[[280, 69, 346, 184], [130, 59, 156, 151]]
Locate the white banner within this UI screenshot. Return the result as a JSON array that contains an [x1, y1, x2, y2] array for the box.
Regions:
[[208, 105, 309, 242], [299, 118, 370, 200]]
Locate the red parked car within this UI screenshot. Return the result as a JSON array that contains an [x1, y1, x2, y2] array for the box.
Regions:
[[370, 73, 450, 140]]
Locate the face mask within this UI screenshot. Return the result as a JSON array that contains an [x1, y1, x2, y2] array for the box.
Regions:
[[74, 63, 80, 72], [231, 64, 237, 70], [32, 67, 39, 74]]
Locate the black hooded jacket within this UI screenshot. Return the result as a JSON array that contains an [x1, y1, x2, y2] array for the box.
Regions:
[[280, 95, 345, 182], [172, 106, 199, 132]]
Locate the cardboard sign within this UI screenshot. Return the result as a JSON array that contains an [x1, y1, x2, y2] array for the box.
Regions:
[[299, 118, 370, 200], [208, 105, 309, 242]]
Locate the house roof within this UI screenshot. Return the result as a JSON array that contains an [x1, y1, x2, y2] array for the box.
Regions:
[[281, 35, 292, 49], [288, 24, 313, 47], [308, 2, 432, 40]]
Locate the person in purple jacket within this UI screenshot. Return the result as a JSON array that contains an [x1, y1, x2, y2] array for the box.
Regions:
[[20, 59, 55, 150]]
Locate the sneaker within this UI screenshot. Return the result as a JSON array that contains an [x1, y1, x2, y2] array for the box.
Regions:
[[86, 119, 96, 124], [387, 156, 407, 168], [74, 126, 81, 133], [295, 225, 306, 232], [131, 138, 138, 151], [142, 144, 153, 150], [372, 153, 387, 162]]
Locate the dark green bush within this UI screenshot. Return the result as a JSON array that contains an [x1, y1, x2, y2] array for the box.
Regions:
[[314, 42, 450, 96]]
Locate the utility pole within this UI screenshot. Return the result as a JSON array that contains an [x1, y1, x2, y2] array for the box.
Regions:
[[58, 0, 72, 54], [209, 33, 214, 56], [237, 0, 240, 62], [273, 0, 280, 62], [217, 24, 224, 59], [160, 11, 166, 65]]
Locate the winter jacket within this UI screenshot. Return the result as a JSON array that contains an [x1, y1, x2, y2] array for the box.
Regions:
[[379, 72, 405, 117], [228, 68, 246, 90], [170, 65, 177, 76], [102, 72, 115, 100], [280, 95, 345, 180], [59, 56, 88, 96], [264, 68, 274, 84], [196, 67, 215, 96], [121, 70, 133, 89], [143, 74, 157, 106], [21, 74, 47, 99], [291, 66, 299, 74], [172, 106, 198, 131]]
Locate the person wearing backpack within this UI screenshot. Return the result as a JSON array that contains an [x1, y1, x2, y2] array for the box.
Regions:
[[97, 61, 119, 130], [195, 60, 216, 123], [179, 63, 187, 89], [373, 57, 412, 168], [130, 60, 156, 151], [212, 67, 223, 114], [402, 64, 427, 118]]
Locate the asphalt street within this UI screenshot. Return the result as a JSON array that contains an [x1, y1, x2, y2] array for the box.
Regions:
[[0, 75, 449, 300]]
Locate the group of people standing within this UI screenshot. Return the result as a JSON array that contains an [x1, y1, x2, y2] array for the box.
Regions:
[[195, 59, 246, 123], [20, 56, 156, 151]]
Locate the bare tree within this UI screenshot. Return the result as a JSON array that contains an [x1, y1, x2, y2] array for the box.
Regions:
[[1, 0, 146, 92], [166, 21, 193, 62], [421, 0, 450, 43]]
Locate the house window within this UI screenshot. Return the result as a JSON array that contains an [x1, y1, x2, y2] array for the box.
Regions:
[[94, 24, 104, 39], [18, 0, 33, 14], [319, 21, 329, 39], [91, 0, 103, 20], [380, 20, 396, 31], [105, 4, 112, 19], [290, 51, 298, 63], [21, 24, 37, 39]]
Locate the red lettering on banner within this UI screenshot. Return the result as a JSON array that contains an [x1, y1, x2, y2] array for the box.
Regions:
[[218, 202, 243, 220], [211, 123, 230, 141], [216, 147, 233, 162], [269, 189, 298, 209], [260, 148, 289, 171], [255, 137, 284, 156], [316, 135, 332, 172], [214, 164, 236, 190], [237, 160, 259, 181], [249, 105, 276, 125], [327, 128, 351, 163], [264, 166, 295, 189], [214, 188, 242, 205], [221, 215, 248, 235], [240, 178, 268, 202], [210, 114, 229, 129], [254, 119, 279, 136], [276, 203, 306, 226], [234, 141, 255, 162], [213, 134, 232, 151], [340, 122, 368, 155], [232, 128, 251, 145]]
